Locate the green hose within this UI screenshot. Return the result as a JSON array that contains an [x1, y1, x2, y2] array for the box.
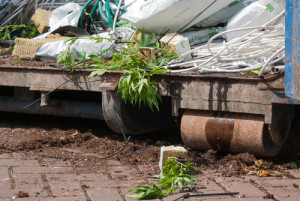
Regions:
[[78, 0, 126, 30], [87, 0, 100, 31], [99, 1, 109, 23], [78, 0, 94, 29], [105, 0, 114, 28]]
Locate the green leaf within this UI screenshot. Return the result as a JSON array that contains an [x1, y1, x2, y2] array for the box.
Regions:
[[127, 184, 163, 200], [249, 67, 262, 75], [89, 69, 107, 78], [88, 54, 104, 63], [76, 51, 86, 59], [290, 162, 298, 169]]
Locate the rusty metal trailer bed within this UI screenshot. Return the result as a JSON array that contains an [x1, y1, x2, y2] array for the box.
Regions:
[[0, 0, 298, 157], [0, 64, 294, 157]]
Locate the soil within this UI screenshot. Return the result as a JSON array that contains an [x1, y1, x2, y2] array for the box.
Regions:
[[0, 47, 57, 68], [0, 111, 299, 177]]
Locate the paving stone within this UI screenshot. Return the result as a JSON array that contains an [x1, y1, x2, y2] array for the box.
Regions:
[[82, 179, 145, 189], [12, 153, 39, 160], [77, 173, 109, 181], [13, 167, 73, 174], [13, 188, 48, 197], [0, 185, 47, 198], [0, 198, 11, 201], [0, 153, 11, 159], [14, 174, 44, 188], [15, 197, 87, 201], [46, 174, 79, 182], [202, 198, 274, 201], [49, 181, 85, 197], [215, 177, 266, 198], [0, 159, 40, 167], [254, 178, 300, 201], [46, 167, 74, 174], [112, 173, 145, 181], [0, 167, 9, 182], [41, 159, 72, 167], [164, 193, 235, 201], [109, 165, 138, 178], [0, 182, 13, 197], [195, 176, 226, 193], [86, 187, 122, 201]]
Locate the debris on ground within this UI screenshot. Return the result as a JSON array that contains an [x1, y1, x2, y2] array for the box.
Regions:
[[159, 146, 188, 170], [15, 191, 29, 198], [121, 158, 197, 200]]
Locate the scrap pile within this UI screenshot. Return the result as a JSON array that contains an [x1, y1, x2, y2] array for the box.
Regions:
[[1, 0, 286, 76]]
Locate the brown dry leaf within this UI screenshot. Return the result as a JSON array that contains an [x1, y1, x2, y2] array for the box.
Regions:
[[255, 160, 263, 168], [248, 171, 257, 175], [258, 169, 270, 177], [240, 163, 248, 170]]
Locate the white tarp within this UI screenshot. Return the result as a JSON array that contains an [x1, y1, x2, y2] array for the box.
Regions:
[[121, 0, 237, 34]]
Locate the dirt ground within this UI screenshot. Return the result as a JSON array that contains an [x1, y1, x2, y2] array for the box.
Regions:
[[0, 111, 299, 177]]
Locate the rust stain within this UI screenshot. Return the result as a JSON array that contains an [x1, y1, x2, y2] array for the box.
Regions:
[[205, 118, 234, 151]]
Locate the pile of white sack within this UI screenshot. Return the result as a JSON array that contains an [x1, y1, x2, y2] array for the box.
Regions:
[[31, 0, 286, 76]]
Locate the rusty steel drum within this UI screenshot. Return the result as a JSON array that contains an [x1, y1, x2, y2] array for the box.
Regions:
[[181, 110, 282, 157]]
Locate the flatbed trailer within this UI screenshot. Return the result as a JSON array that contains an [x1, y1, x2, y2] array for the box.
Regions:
[[0, 0, 299, 157]]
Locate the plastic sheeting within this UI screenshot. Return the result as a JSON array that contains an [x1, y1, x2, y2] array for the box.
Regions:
[[194, 0, 257, 27], [35, 27, 135, 60], [121, 0, 236, 34], [226, 0, 286, 40], [49, 3, 82, 33]]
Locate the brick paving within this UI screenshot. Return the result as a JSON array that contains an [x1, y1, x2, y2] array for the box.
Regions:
[[0, 152, 299, 201]]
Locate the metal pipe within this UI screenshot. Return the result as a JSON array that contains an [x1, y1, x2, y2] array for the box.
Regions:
[[40, 91, 50, 106]]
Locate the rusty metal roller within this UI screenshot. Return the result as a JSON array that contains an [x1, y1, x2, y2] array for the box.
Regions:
[[181, 110, 281, 157]]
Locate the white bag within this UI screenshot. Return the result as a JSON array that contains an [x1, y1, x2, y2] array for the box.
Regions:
[[36, 27, 135, 60], [194, 0, 258, 27], [181, 27, 226, 46], [49, 3, 82, 32], [226, 0, 286, 41], [121, 0, 236, 34]]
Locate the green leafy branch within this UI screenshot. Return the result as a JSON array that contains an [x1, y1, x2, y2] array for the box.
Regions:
[[127, 159, 197, 200], [57, 28, 177, 111], [0, 24, 38, 42]]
